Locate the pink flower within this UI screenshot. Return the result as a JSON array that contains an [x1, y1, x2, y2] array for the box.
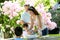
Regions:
[[12, 12, 18, 17], [2, 1, 12, 15], [44, 19, 51, 25], [47, 22, 57, 30], [11, 2, 21, 12], [2, 1, 21, 19], [3, 12, 9, 15], [36, 3, 45, 13], [9, 12, 18, 19], [46, 12, 52, 19], [2, 5, 12, 13], [41, 12, 47, 19], [36, 3, 57, 30], [39, 3, 44, 9], [4, 1, 12, 5], [25, 0, 36, 6], [9, 15, 13, 19]]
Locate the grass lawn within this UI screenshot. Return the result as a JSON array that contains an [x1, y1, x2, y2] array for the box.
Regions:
[[49, 34, 60, 40], [49, 34, 60, 36]]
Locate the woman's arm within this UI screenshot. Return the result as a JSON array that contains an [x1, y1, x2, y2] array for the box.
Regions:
[[30, 16, 34, 30], [37, 15, 42, 29], [19, 20, 25, 24]]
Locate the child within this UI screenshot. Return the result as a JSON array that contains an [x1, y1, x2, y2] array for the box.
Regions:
[[20, 4, 30, 25], [14, 26, 23, 40], [22, 23, 31, 37]]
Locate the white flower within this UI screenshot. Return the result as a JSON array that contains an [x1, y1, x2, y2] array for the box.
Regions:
[[6, 25, 10, 28], [10, 27, 14, 32], [16, 20, 20, 24], [10, 31, 12, 33], [46, 12, 52, 19], [0, 24, 2, 28]]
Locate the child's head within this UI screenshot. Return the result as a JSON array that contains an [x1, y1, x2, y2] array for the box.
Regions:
[[14, 26, 23, 37], [23, 23, 28, 30], [24, 4, 30, 11]]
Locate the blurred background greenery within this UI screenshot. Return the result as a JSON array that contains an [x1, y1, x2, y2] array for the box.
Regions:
[[0, 0, 60, 38], [0, 0, 60, 27]]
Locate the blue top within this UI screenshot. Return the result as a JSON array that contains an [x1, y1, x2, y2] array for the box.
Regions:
[[21, 12, 30, 23], [15, 38, 23, 40]]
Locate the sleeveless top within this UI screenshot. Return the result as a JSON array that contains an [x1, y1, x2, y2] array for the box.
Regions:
[[32, 16, 46, 30]]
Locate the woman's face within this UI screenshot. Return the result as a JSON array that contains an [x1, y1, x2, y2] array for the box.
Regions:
[[28, 10, 34, 16]]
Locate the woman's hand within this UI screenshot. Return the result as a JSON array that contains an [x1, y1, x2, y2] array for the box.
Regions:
[[19, 20, 25, 24]]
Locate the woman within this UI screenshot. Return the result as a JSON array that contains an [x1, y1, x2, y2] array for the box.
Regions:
[[28, 6, 48, 36]]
